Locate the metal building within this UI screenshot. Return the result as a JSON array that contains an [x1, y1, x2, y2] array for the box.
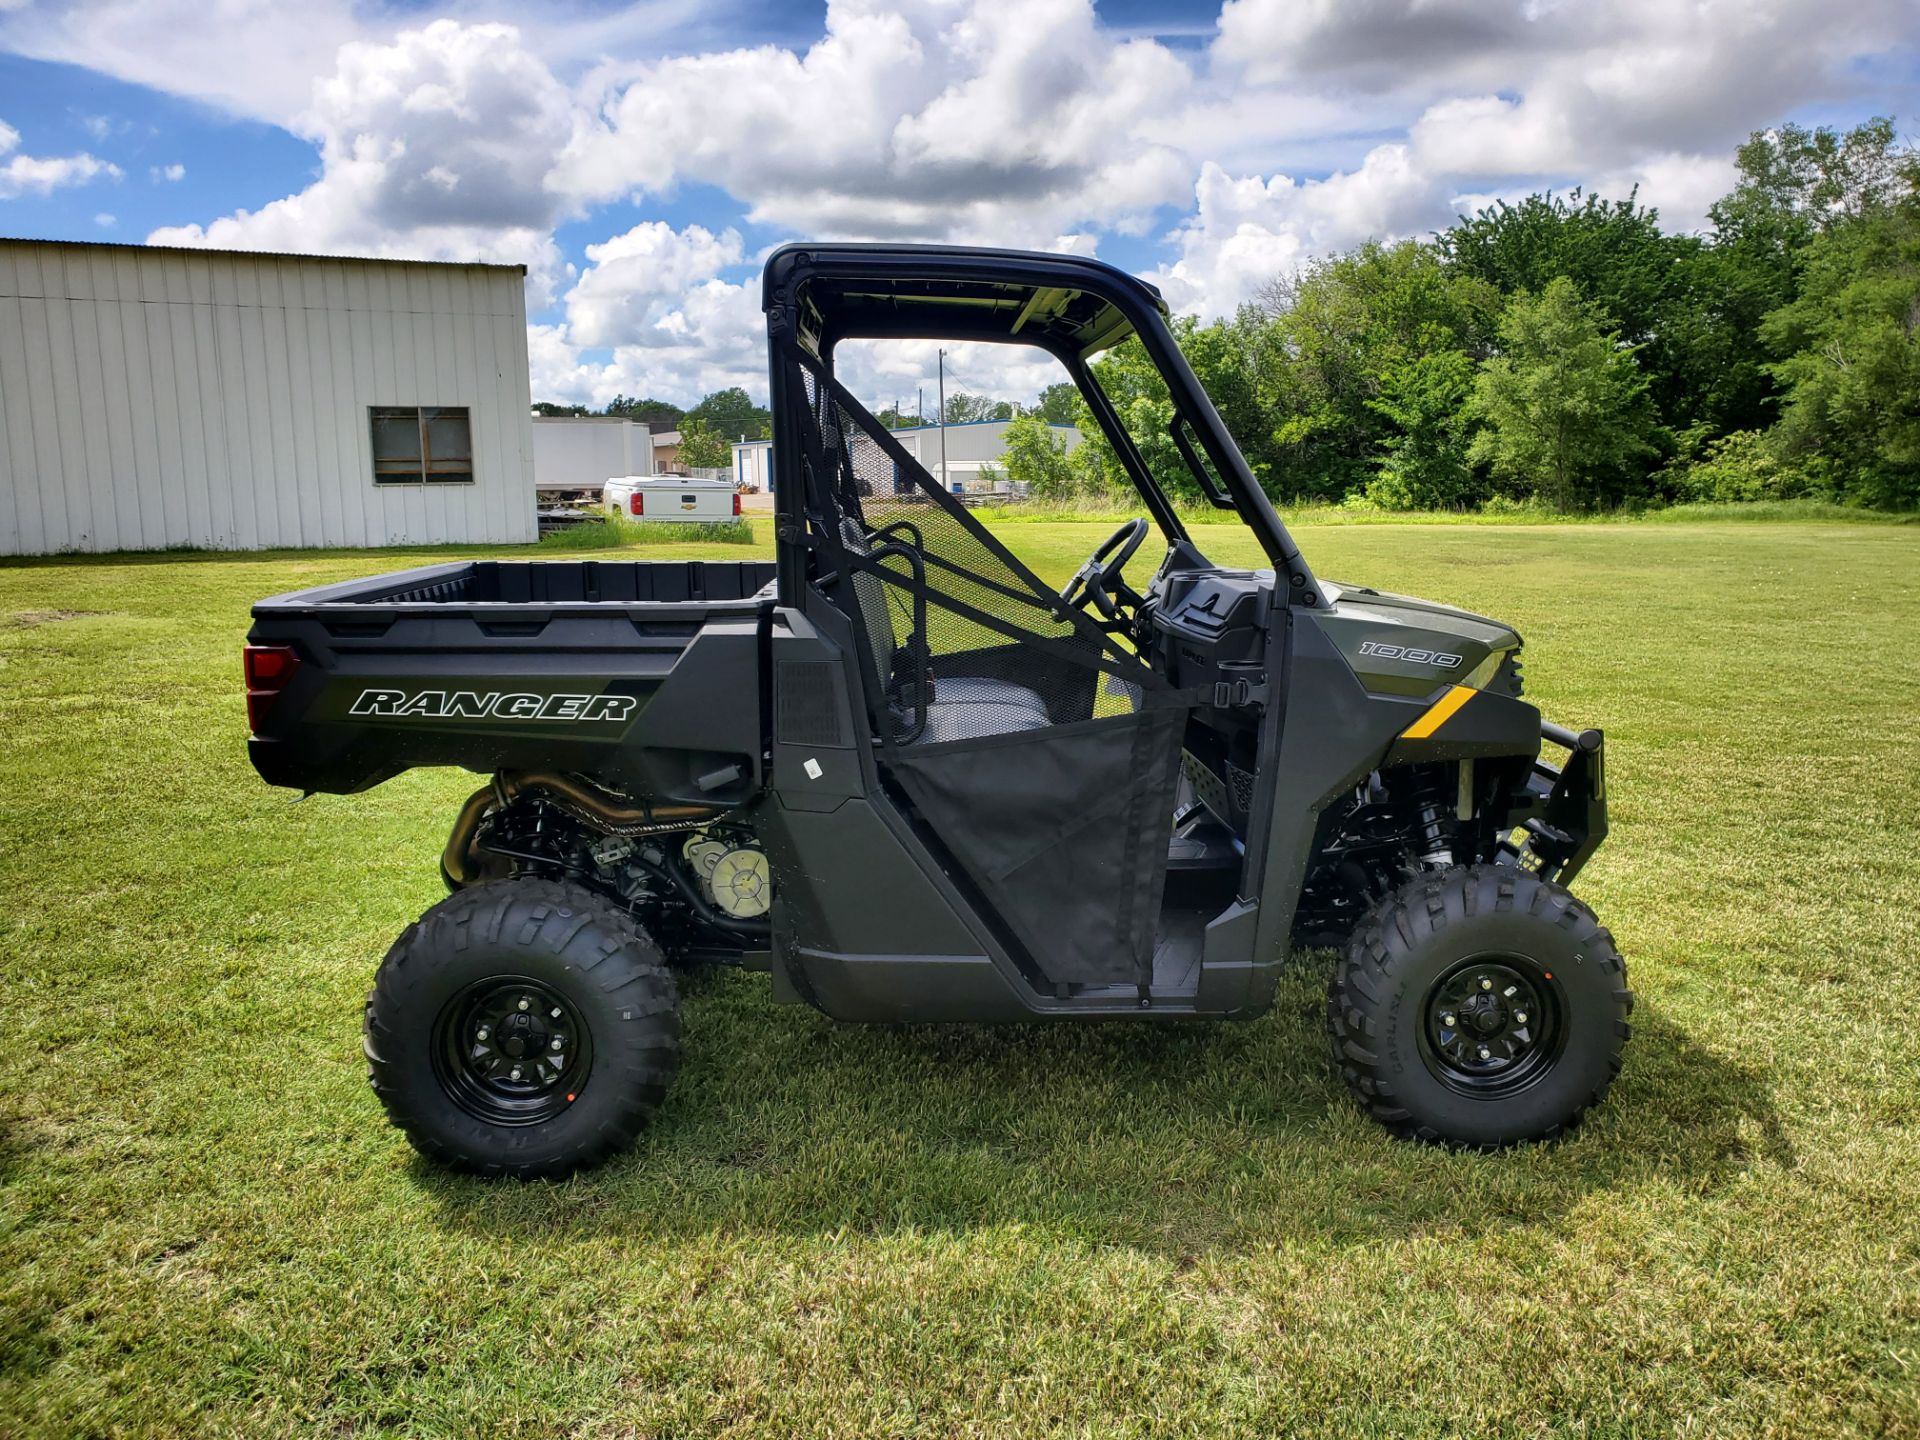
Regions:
[[0, 238, 536, 555], [887, 419, 1082, 489], [732, 437, 773, 491], [731, 419, 1080, 499]]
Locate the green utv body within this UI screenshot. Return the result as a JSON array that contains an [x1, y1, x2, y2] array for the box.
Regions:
[[247, 244, 1628, 1177]]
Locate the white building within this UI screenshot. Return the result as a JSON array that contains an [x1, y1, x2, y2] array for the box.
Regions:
[[0, 238, 536, 555], [531, 416, 655, 497], [730, 418, 1079, 496], [733, 438, 773, 491], [887, 419, 1081, 492]]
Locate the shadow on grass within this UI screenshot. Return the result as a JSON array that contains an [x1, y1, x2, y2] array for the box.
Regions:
[[0, 1115, 35, 1186], [418, 968, 1791, 1257]]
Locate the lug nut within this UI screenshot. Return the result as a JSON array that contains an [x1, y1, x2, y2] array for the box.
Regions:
[[1514, 1011, 1528, 1025], [1441, 1012, 1456, 1027], [550, 1037, 563, 1051], [510, 1066, 523, 1081], [1478, 1046, 1491, 1059], [476, 1026, 489, 1041], [517, 998, 531, 1012], [1480, 977, 1493, 991]]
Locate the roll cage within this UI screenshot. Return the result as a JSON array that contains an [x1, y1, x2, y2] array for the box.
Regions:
[[760, 243, 1322, 611]]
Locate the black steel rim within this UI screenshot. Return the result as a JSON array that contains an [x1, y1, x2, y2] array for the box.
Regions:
[[1418, 955, 1565, 1096], [431, 975, 593, 1125]]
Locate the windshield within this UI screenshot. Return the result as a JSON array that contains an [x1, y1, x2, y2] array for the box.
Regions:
[[1075, 340, 1236, 511]]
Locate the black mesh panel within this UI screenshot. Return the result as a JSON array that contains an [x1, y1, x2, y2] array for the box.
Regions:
[[782, 342, 1185, 987], [786, 351, 1164, 745]]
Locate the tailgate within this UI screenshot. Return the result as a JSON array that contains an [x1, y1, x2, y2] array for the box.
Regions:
[[245, 559, 774, 802], [640, 481, 736, 522]]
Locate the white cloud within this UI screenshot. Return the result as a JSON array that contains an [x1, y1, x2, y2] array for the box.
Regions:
[[0, 117, 121, 199], [150, 162, 185, 183], [557, 0, 1196, 246], [0, 0, 766, 131], [1175, 0, 1916, 313], [0, 0, 368, 128], [529, 279, 765, 408], [1396, 0, 1918, 179], [527, 322, 612, 405], [1150, 145, 1450, 316], [565, 223, 746, 348], [1213, 0, 1538, 94], [1591, 152, 1744, 235], [147, 21, 573, 300], [528, 221, 764, 406], [528, 210, 1081, 410], [93, 211, 115, 227]]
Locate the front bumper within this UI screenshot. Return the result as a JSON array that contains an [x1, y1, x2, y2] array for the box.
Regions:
[[1502, 721, 1608, 883]]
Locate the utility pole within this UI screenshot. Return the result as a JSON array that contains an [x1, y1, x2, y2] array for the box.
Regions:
[[937, 348, 948, 494]]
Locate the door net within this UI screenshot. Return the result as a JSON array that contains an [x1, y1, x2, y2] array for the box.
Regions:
[[782, 344, 1186, 988]]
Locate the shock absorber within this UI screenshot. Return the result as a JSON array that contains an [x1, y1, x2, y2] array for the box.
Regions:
[[1409, 769, 1457, 869]]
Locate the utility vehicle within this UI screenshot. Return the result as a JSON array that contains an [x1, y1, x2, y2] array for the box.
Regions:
[[245, 244, 1628, 1178]]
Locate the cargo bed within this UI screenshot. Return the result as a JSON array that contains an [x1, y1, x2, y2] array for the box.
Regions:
[[246, 559, 777, 798], [255, 557, 778, 611]]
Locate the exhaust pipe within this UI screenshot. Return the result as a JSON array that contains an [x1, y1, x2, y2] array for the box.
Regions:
[[442, 772, 725, 886], [442, 784, 502, 887]]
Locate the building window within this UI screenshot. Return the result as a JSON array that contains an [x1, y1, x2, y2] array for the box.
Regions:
[[371, 406, 473, 485]]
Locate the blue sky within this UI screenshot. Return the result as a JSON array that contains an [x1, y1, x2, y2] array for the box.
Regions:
[[1, 1, 1914, 408]]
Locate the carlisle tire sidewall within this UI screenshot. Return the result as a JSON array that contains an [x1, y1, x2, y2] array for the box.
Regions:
[[1374, 905, 1620, 1147], [367, 885, 678, 1174], [382, 946, 613, 1163]]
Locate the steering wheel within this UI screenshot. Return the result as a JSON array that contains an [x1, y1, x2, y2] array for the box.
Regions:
[[1059, 517, 1149, 623]]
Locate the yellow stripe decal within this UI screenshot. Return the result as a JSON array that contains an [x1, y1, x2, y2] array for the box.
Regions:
[[1401, 684, 1476, 740]]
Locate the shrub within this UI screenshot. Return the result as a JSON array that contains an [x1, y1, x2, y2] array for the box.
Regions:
[[1670, 430, 1816, 503], [1478, 493, 1555, 518]]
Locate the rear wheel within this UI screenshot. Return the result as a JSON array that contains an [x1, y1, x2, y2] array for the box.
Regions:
[[364, 878, 679, 1178], [1327, 865, 1631, 1148]]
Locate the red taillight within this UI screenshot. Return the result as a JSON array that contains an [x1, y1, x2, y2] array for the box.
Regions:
[[732, 492, 742, 517], [243, 644, 299, 734], [629, 492, 644, 516]]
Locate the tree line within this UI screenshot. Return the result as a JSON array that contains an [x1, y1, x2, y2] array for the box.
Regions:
[[1000, 118, 1919, 512]]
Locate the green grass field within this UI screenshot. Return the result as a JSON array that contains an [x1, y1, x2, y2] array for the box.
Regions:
[[3, 520, 1918, 1437]]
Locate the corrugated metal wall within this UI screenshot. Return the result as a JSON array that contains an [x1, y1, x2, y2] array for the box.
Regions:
[[0, 241, 536, 555]]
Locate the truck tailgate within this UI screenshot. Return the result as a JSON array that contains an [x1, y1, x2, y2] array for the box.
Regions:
[[610, 479, 739, 522]]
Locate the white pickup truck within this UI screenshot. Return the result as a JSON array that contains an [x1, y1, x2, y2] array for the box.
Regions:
[[601, 475, 741, 523]]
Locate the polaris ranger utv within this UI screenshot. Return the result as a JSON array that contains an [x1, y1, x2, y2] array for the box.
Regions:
[[246, 244, 1628, 1178]]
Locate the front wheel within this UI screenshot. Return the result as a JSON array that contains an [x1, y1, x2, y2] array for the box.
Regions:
[[1327, 865, 1631, 1148], [364, 878, 680, 1178]]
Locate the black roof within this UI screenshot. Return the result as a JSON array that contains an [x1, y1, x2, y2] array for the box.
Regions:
[[761, 242, 1168, 357]]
